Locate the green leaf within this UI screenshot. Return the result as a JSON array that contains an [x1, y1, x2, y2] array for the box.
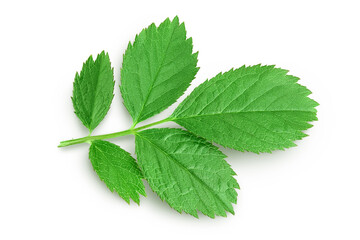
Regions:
[[72, 51, 114, 133], [89, 140, 146, 204], [135, 128, 239, 218], [120, 16, 199, 126], [171, 65, 318, 153]]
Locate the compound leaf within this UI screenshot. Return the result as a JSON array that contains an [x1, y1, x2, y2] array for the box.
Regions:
[[89, 140, 146, 204], [135, 128, 239, 218], [120, 16, 199, 126], [72, 51, 114, 133], [171, 65, 318, 153]]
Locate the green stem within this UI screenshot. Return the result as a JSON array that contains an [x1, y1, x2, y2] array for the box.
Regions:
[[58, 118, 173, 148]]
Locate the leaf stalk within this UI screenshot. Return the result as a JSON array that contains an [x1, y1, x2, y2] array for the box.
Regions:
[[58, 118, 173, 148]]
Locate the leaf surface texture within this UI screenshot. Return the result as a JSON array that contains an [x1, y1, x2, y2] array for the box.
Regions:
[[120, 16, 198, 125], [135, 128, 239, 218], [171, 65, 318, 153], [72, 51, 114, 132], [89, 140, 146, 204]]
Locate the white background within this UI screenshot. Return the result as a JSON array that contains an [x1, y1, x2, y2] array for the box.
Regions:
[[1, 0, 359, 239]]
